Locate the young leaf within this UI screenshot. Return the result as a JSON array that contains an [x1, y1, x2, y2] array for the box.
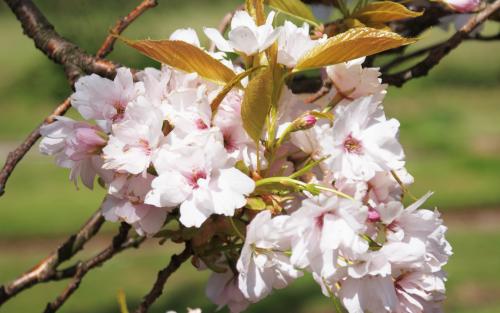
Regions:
[[246, 197, 267, 211], [266, 0, 320, 27], [295, 27, 416, 71], [121, 38, 236, 85], [353, 1, 423, 24], [241, 67, 273, 143], [210, 66, 264, 114]]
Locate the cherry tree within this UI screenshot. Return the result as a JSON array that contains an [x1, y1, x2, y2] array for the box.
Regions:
[[0, 0, 498, 312]]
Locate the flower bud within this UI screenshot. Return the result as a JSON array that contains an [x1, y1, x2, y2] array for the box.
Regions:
[[444, 0, 481, 13], [291, 114, 317, 132]]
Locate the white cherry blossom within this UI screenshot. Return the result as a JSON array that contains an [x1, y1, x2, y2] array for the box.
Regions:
[[145, 131, 255, 227], [287, 195, 369, 278], [319, 96, 405, 181], [39, 116, 107, 189], [102, 173, 169, 235], [277, 21, 324, 68], [237, 210, 302, 302], [71, 68, 143, 131], [102, 97, 164, 175], [204, 11, 280, 56], [326, 57, 387, 103], [206, 270, 250, 313]]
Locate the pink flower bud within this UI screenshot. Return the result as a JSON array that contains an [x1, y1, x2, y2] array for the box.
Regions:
[[444, 0, 481, 13], [292, 114, 317, 132]]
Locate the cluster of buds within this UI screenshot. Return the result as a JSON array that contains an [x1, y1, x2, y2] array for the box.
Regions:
[[39, 1, 453, 312]]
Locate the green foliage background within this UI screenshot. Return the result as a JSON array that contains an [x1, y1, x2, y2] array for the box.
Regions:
[[0, 1, 499, 312]]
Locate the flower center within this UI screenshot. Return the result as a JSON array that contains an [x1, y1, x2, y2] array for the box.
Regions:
[[112, 100, 127, 122], [195, 118, 209, 130], [139, 139, 152, 156], [343, 134, 363, 154], [223, 132, 237, 153], [187, 170, 207, 189]]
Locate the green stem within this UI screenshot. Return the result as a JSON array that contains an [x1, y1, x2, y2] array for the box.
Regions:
[[289, 156, 329, 179], [322, 93, 344, 113], [229, 217, 245, 240], [314, 185, 355, 201], [256, 176, 308, 188]]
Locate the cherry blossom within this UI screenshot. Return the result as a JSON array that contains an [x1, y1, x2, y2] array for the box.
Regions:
[[326, 57, 387, 103], [102, 97, 164, 175], [277, 21, 324, 68], [36, 10, 453, 313], [39, 116, 107, 188], [204, 10, 280, 56], [287, 195, 368, 278], [145, 131, 255, 227], [206, 270, 250, 313], [319, 96, 405, 181], [237, 210, 302, 302], [71, 67, 143, 131], [443, 0, 481, 12]]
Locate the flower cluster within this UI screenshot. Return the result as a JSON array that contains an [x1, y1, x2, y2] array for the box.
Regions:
[[39, 5, 451, 313]]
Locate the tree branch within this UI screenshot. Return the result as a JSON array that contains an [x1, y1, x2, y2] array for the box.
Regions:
[[0, 205, 105, 306], [134, 243, 192, 313], [0, 98, 71, 197], [4, 0, 119, 82], [97, 0, 159, 58], [43, 223, 145, 313], [382, 0, 500, 87], [0, 0, 159, 197]]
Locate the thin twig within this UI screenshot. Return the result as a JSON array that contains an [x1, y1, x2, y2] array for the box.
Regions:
[[382, 0, 500, 87], [134, 243, 192, 313], [0, 206, 105, 306], [0, 98, 71, 196], [97, 0, 159, 58], [43, 223, 144, 313], [380, 42, 442, 73], [381, 30, 500, 74]]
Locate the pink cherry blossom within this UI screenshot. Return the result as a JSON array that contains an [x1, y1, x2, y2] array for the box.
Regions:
[[71, 68, 143, 131], [237, 210, 302, 302], [145, 131, 255, 227], [319, 96, 405, 181], [326, 57, 387, 103], [102, 97, 164, 175], [39, 116, 107, 189], [444, 0, 481, 12]]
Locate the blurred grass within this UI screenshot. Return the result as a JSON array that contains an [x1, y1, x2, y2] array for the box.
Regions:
[[0, 0, 499, 312]]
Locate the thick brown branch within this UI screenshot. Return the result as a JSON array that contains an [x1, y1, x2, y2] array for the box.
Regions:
[[0, 206, 105, 306], [97, 0, 159, 58], [134, 243, 192, 313], [382, 0, 500, 87], [4, 0, 118, 82], [43, 223, 145, 313]]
